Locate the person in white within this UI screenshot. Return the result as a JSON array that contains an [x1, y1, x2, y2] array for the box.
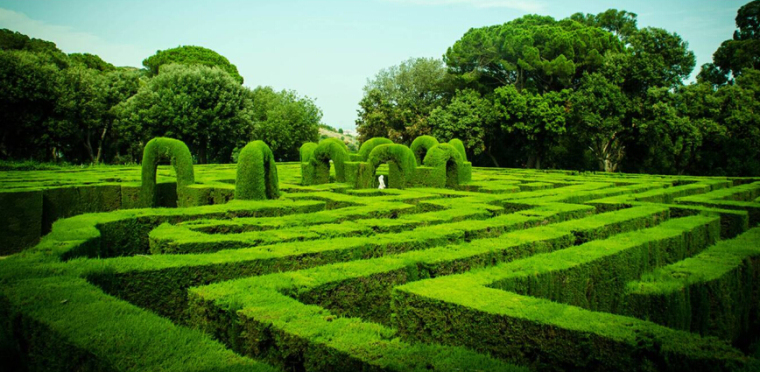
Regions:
[[378, 175, 386, 189]]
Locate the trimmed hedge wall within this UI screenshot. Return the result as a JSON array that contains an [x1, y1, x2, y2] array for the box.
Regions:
[[235, 141, 279, 200], [139, 137, 195, 208], [2, 157, 760, 371]]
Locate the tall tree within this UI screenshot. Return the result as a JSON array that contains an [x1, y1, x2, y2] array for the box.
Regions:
[[356, 57, 449, 143], [699, 0, 760, 85], [426, 89, 500, 165], [570, 73, 628, 172], [249, 87, 321, 161], [444, 15, 622, 94], [142, 45, 244, 84], [0, 50, 62, 160], [494, 85, 571, 169], [115, 64, 252, 163]]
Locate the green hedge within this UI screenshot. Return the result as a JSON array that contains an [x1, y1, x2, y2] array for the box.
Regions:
[[367, 144, 417, 189], [393, 216, 755, 372], [410, 135, 439, 165], [625, 227, 760, 343], [303, 138, 349, 185], [356, 137, 393, 161], [139, 137, 195, 208], [423, 143, 465, 187], [235, 141, 279, 200], [448, 138, 467, 161]]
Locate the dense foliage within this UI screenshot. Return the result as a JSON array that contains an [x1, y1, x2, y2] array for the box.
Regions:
[[356, 1, 760, 176], [0, 33, 321, 164]]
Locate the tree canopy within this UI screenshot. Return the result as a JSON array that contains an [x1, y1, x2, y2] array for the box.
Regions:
[[0, 29, 323, 164], [142, 45, 244, 84]]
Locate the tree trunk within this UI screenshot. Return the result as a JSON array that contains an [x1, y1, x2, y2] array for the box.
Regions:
[[95, 126, 108, 164], [84, 131, 96, 164], [484, 149, 500, 167]]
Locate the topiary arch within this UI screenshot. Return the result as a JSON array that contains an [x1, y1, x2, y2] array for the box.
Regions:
[[305, 138, 349, 185], [448, 138, 468, 162], [365, 144, 417, 189], [140, 137, 195, 208], [357, 137, 393, 161], [410, 135, 440, 166], [299, 142, 318, 186], [424, 143, 465, 187], [235, 141, 279, 200]]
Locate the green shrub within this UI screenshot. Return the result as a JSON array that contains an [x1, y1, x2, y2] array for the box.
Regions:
[[235, 141, 279, 200], [139, 137, 195, 208]]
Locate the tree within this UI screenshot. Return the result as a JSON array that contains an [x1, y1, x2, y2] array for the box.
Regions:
[[622, 27, 695, 94], [427, 89, 500, 165], [115, 64, 252, 163], [142, 45, 244, 84], [53, 65, 109, 163], [633, 85, 724, 175], [69, 53, 116, 72], [0, 50, 61, 160], [494, 85, 571, 169], [444, 15, 622, 94], [711, 69, 760, 175], [570, 73, 628, 172], [249, 87, 321, 161], [699, 0, 760, 85], [570, 9, 638, 42], [356, 57, 449, 142]]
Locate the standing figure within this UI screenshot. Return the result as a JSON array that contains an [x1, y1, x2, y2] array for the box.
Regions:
[[378, 175, 386, 189]]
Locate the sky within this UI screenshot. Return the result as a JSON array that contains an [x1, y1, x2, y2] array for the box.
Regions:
[[0, 0, 748, 132]]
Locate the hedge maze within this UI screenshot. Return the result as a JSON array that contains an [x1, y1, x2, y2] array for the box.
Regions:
[[2, 137, 760, 371]]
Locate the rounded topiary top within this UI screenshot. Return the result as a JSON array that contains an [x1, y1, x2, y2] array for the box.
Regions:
[[300, 142, 318, 163], [235, 140, 279, 200], [447, 138, 467, 162], [423, 143, 464, 168], [357, 137, 393, 161], [311, 138, 349, 182], [368, 144, 417, 175], [410, 135, 440, 166], [140, 137, 195, 207]]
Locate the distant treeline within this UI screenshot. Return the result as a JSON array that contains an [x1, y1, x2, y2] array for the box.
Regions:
[[0, 33, 321, 164], [356, 1, 760, 176]]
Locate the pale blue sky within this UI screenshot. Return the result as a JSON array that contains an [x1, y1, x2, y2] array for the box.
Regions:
[[0, 0, 747, 131]]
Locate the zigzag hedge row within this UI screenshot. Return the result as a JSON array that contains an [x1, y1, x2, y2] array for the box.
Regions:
[[1, 137, 760, 371]]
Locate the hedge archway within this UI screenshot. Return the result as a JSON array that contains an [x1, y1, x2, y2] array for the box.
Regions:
[[424, 143, 465, 187], [140, 137, 195, 208], [357, 137, 393, 161], [235, 141, 279, 200], [448, 138, 468, 162], [306, 138, 349, 184], [366, 144, 417, 189], [410, 135, 440, 166]]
